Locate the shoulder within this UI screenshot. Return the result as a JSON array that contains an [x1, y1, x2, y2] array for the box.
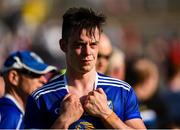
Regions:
[[31, 74, 66, 100], [97, 73, 131, 91], [0, 105, 23, 129], [0, 108, 21, 118], [0, 99, 21, 117]]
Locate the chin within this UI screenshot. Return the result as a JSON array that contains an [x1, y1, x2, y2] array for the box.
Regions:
[[79, 67, 93, 73]]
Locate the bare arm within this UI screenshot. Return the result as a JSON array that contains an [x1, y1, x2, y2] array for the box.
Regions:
[[83, 88, 146, 129], [51, 94, 84, 129], [102, 111, 146, 129]]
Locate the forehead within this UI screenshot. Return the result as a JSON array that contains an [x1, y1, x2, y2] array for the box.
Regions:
[[72, 27, 100, 41]]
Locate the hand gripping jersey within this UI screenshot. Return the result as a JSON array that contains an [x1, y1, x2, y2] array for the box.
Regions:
[[0, 94, 24, 129], [24, 73, 141, 129]]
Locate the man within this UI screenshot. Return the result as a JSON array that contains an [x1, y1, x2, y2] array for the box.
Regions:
[[0, 51, 57, 129], [24, 7, 146, 129], [96, 33, 113, 74], [125, 58, 159, 128]]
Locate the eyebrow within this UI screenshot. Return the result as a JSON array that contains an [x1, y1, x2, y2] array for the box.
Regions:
[[76, 40, 86, 43], [75, 39, 99, 43]]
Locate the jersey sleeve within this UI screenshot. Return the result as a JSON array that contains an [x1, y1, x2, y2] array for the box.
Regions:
[[124, 87, 142, 121], [24, 95, 44, 128]]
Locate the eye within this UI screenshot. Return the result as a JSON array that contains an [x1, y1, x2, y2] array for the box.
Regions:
[[73, 42, 84, 48], [90, 42, 98, 48]]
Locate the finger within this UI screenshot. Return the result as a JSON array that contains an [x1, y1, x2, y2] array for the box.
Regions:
[[88, 90, 101, 97], [74, 100, 82, 107], [96, 88, 106, 95], [88, 91, 94, 96], [69, 94, 79, 99], [83, 99, 91, 109], [83, 96, 92, 106], [62, 93, 71, 101]]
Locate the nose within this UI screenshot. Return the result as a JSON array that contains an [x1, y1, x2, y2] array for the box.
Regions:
[[39, 75, 48, 84], [84, 45, 91, 55]]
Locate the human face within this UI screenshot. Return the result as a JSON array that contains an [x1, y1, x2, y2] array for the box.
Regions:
[[65, 28, 100, 74], [18, 71, 47, 95], [96, 53, 111, 74], [96, 34, 112, 74]]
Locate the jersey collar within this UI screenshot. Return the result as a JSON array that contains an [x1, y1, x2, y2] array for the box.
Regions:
[[63, 72, 98, 92], [4, 94, 25, 115]]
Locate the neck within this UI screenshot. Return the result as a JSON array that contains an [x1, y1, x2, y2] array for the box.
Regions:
[[5, 86, 26, 111], [66, 68, 96, 87], [65, 68, 97, 97]]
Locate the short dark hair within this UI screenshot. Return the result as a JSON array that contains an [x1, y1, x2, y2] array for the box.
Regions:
[[62, 7, 106, 41]]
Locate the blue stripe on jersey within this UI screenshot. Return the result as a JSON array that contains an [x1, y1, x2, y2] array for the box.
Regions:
[[31, 75, 64, 95], [97, 74, 131, 91], [98, 79, 130, 89], [32, 81, 65, 97], [16, 114, 23, 129], [98, 83, 130, 91], [32, 75, 66, 100], [34, 85, 66, 100]]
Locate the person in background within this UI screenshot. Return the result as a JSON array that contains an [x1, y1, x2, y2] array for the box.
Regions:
[[96, 33, 112, 74], [107, 48, 126, 80], [125, 58, 160, 128], [24, 7, 146, 129], [158, 52, 180, 129], [0, 51, 57, 129], [0, 75, 5, 97]]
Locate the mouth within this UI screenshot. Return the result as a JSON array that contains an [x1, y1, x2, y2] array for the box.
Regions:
[[82, 59, 92, 62], [82, 56, 94, 61], [81, 59, 93, 65], [82, 60, 92, 64]]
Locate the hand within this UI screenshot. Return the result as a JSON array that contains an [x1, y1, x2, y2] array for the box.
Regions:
[[52, 94, 84, 128], [83, 88, 112, 119], [60, 94, 84, 124], [83, 89, 146, 129]]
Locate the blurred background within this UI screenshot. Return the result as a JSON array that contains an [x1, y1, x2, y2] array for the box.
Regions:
[[1, 0, 180, 80], [0, 0, 180, 128]]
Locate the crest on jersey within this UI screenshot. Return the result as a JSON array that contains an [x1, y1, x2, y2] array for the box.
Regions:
[[75, 121, 95, 129], [54, 108, 60, 115], [107, 100, 114, 110]]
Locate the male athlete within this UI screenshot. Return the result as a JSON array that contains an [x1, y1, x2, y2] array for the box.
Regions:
[[24, 7, 146, 129]]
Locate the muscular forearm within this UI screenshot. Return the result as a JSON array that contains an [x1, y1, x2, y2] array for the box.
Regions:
[[101, 111, 146, 129], [51, 115, 71, 129], [101, 111, 131, 129]]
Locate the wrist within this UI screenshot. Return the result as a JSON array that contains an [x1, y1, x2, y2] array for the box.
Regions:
[[104, 111, 116, 121], [100, 109, 113, 120], [51, 114, 71, 129], [101, 111, 122, 129]]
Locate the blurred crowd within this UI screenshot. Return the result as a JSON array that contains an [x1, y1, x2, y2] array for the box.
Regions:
[[0, 0, 180, 129]]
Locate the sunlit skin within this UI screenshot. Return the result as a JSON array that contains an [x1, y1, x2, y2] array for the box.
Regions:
[[19, 74, 47, 96], [3, 70, 48, 111], [55, 27, 146, 129], [62, 27, 100, 76]]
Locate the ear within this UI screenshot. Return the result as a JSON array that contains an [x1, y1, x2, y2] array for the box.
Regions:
[[59, 39, 67, 53], [8, 70, 20, 86]]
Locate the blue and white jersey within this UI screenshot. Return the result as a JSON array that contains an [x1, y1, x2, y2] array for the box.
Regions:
[[0, 94, 24, 129], [24, 73, 141, 129]]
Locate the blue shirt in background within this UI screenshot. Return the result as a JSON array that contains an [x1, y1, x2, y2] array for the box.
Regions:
[[0, 94, 24, 129]]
